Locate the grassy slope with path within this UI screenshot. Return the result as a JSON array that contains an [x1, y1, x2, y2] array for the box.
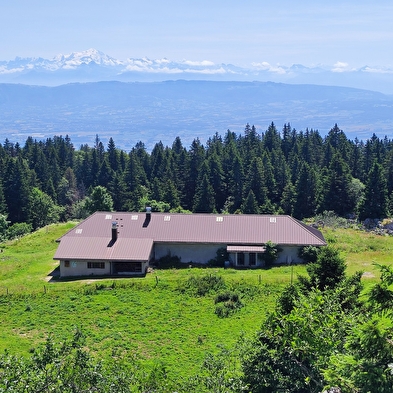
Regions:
[[0, 222, 390, 379]]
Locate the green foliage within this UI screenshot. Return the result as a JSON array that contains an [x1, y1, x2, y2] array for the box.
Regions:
[[85, 185, 114, 213], [260, 240, 281, 267], [242, 287, 358, 392], [1, 126, 393, 225], [207, 247, 228, 267], [214, 290, 243, 318], [3, 221, 393, 392], [155, 253, 182, 268], [5, 222, 33, 240], [306, 246, 346, 290], [359, 161, 389, 220], [298, 245, 320, 263], [311, 210, 351, 229], [179, 274, 227, 296], [0, 214, 8, 242], [29, 187, 62, 230]]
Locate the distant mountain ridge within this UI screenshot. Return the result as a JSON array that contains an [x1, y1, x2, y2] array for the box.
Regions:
[[1, 80, 392, 150], [1, 49, 393, 94]]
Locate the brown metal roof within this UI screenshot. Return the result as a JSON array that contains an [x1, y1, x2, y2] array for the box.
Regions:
[[54, 236, 153, 261], [54, 212, 326, 261]]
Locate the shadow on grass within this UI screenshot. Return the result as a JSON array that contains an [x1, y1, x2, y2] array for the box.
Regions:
[[47, 266, 146, 283]]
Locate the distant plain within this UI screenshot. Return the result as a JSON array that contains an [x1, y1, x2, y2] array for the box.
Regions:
[[1, 81, 392, 150]]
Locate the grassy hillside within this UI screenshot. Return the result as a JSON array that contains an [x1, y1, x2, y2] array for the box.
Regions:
[[0, 222, 390, 380]]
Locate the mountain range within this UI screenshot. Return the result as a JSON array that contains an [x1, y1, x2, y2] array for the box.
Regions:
[[1, 80, 393, 150], [1, 49, 393, 95]]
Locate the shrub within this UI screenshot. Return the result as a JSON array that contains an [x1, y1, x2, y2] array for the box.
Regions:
[[214, 290, 243, 317], [298, 245, 320, 263], [6, 222, 33, 241], [180, 274, 226, 296], [260, 241, 281, 267], [155, 254, 182, 269]]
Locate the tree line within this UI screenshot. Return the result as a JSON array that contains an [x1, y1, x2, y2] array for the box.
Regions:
[[0, 122, 392, 237]]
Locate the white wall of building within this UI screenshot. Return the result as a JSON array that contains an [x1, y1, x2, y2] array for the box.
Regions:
[[60, 260, 111, 277], [154, 242, 224, 264]]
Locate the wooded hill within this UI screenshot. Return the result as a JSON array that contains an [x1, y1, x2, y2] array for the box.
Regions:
[[0, 122, 391, 238]]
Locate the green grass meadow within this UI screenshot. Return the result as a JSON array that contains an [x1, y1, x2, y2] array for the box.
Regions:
[[0, 222, 391, 379]]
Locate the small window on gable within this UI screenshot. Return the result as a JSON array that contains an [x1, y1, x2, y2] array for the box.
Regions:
[[64, 260, 70, 268]]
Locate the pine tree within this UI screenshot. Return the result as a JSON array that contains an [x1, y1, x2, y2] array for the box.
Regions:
[[107, 137, 119, 172], [321, 152, 354, 216], [3, 157, 31, 223], [359, 161, 389, 220], [241, 190, 260, 214]]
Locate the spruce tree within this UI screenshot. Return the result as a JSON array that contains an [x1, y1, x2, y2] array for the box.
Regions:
[[359, 161, 389, 220]]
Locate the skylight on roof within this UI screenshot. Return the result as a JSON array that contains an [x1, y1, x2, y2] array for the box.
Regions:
[[105, 214, 112, 220], [75, 229, 83, 234], [270, 217, 276, 223], [131, 215, 139, 220], [164, 215, 171, 221], [216, 216, 224, 222]]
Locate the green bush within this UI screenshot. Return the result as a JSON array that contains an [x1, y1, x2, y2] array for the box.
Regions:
[[260, 241, 281, 267], [298, 245, 320, 263], [180, 274, 226, 296], [214, 290, 243, 318], [6, 222, 33, 240]]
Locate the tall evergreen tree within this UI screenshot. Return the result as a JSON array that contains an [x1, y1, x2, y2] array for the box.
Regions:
[[359, 161, 389, 220], [241, 189, 260, 214], [321, 153, 353, 216], [192, 173, 216, 213], [3, 157, 31, 223]]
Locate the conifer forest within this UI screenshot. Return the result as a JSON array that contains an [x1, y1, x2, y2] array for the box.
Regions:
[[0, 122, 391, 238]]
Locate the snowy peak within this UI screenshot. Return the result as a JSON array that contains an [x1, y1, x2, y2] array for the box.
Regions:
[[52, 48, 122, 68], [0, 49, 393, 94]]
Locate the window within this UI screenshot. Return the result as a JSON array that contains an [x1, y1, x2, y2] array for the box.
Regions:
[[249, 253, 256, 266], [87, 262, 105, 269], [237, 253, 245, 266], [64, 260, 70, 267]]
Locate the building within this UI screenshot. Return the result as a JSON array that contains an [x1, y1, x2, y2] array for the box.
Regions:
[[53, 210, 326, 277]]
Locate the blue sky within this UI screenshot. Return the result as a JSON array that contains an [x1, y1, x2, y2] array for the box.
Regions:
[[2, 1, 393, 68]]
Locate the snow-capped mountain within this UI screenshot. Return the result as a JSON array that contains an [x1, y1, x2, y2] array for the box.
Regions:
[[1, 49, 393, 94]]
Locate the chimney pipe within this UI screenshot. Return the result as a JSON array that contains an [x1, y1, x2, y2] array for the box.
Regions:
[[143, 207, 152, 227], [111, 221, 118, 242]]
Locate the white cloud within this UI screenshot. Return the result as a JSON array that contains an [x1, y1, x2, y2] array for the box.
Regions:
[[182, 60, 215, 67], [251, 62, 287, 74], [332, 62, 351, 72], [362, 66, 393, 74]]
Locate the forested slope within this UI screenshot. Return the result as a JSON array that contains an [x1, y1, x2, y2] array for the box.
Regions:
[[0, 122, 391, 239]]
